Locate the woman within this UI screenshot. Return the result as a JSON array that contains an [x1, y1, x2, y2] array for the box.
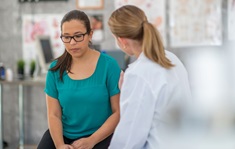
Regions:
[[108, 5, 192, 149], [38, 10, 120, 149]]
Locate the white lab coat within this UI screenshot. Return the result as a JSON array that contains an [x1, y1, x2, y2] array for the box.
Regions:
[[109, 50, 192, 149]]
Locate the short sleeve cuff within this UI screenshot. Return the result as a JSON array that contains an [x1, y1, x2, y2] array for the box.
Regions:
[[110, 88, 120, 97], [44, 88, 58, 99]]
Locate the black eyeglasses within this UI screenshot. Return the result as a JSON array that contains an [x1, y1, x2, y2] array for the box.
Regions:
[[60, 32, 88, 43]]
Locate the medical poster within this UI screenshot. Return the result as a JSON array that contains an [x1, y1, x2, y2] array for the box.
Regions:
[[228, 0, 235, 40], [169, 0, 222, 47], [22, 14, 64, 69], [115, 0, 166, 46], [77, 0, 103, 9], [89, 14, 104, 43]]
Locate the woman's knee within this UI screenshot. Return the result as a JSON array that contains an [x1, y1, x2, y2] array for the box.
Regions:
[[37, 129, 56, 149]]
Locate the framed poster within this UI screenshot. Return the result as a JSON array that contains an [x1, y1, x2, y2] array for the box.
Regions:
[[89, 14, 104, 42], [228, 0, 235, 40], [115, 0, 166, 46], [19, 0, 68, 2], [22, 14, 64, 73], [169, 0, 222, 47], [76, 0, 104, 9]]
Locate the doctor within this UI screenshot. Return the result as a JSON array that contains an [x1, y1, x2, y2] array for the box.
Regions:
[[108, 5, 192, 149]]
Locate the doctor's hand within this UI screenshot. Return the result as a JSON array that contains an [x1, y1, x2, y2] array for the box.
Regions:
[[71, 137, 95, 149], [119, 70, 124, 89]]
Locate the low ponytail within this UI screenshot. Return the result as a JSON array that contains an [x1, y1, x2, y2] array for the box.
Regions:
[[50, 50, 72, 81], [108, 5, 174, 69], [142, 22, 174, 69]]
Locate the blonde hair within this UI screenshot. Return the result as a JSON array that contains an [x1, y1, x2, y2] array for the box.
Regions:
[[108, 5, 174, 69]]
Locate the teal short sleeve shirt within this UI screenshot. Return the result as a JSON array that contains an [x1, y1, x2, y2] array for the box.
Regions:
[[44, 53, 121, 139]]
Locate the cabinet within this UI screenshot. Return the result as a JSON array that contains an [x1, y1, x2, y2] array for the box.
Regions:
[[0, 80, 45, 149]]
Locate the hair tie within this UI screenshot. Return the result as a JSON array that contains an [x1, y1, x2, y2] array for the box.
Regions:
[[142, 21, 147, 27]]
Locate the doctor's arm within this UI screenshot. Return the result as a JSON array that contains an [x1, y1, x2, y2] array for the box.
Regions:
[[109, 74, 156, 149]]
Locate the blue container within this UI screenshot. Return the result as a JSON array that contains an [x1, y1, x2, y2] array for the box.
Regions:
[[0, 63, 6, 80]]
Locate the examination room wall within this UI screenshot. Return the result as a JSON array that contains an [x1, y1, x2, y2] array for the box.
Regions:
[[0, 0, 235, 148]]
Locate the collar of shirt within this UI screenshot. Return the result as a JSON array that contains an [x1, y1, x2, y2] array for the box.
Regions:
[[127, 52, 146, 68]]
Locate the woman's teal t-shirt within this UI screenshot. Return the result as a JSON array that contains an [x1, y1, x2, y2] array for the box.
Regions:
[[44, 52, 121, 139]]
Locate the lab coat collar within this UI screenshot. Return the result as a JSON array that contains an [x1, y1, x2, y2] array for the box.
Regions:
[[127, 52, 145, 70]]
